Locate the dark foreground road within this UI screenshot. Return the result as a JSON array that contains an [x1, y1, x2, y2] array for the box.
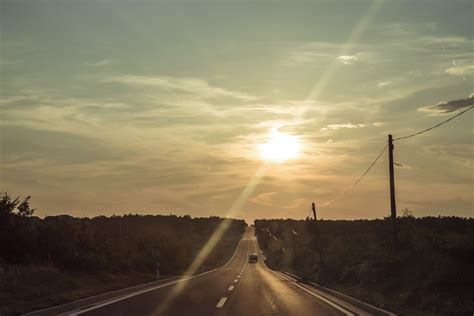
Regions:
[[60, 228, 370, 316]]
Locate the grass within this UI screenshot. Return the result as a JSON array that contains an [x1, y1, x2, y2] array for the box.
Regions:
[[0, 264, 155, 315], [0, 225, 244, 315]]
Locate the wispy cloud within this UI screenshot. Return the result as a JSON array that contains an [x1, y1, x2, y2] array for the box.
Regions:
[[85, 59, 118, 67], [337, 55, 358, 65], [445, 64, 474, 76], [394, 162, 415, 170], [101, 75, 255, 100], [377, 80, 392, 87], [321, 123, 366, 131], [419, 95, 474, 115], [250, 192, 277, 206], [283, 41, 342, 65]]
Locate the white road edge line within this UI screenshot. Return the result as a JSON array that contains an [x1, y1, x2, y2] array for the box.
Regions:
[[69, 236, 247, 315], [274, 273, 286, 281], [216, 297, 228, 308], [270, 269, 356, 316], [256, 240, 356, 316], [228, 285, 234, 291]]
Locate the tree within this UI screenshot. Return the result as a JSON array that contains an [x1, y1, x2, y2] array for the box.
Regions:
[[0, 191, 35, 217]]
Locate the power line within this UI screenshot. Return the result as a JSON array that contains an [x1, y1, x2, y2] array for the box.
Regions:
[[321, 144, 388, 207], [306, 207, 312, 219], [312, 104, 473, 213], [394, 105, 474, 141]]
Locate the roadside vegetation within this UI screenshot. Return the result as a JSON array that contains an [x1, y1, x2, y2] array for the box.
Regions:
[[255, 216, 474, 315], [0, 191, 246, 314]]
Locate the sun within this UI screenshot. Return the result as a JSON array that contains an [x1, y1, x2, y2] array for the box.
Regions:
[[259, 131, 300, 162]]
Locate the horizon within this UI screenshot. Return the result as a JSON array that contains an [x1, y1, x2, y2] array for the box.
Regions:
[[12, 203, 474, 225], [2, 0, 473, 224]]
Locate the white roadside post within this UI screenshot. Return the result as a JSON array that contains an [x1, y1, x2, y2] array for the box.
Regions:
[[152, 246, 160, 281], [156, 262, 160, 280]]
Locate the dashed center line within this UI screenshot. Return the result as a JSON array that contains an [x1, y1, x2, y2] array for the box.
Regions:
[[216, 297, 227, 308], [228, 285, 234, 291], [234, 279, 238, 283]]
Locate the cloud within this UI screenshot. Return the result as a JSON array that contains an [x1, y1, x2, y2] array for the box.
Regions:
[[286, 51, 327, 64], [422, 145, 473, 170], [101, 75, 254, 100], [445, 64, 474, 76], [394, 162, 414, 170], [321, 123, 366, 130], [337, 55, 358, 65], [250, 192, 277, 206], [377, 80, 392, 87], [283, 41, 343, 65], [418, 95, 474, 115], [423, 144, 473, 159], [85, 59, 117, 67]]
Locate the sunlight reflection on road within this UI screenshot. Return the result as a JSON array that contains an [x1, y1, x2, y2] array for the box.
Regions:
[[153, 163, 269, 314]]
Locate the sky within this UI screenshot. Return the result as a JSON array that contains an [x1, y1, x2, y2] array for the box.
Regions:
[[1, 0, 473, 223]]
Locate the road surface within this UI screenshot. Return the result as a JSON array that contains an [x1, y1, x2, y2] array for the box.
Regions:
[[63, 228, 367, 316]]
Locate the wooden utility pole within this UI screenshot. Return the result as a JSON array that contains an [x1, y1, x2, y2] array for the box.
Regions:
[[311, 202, 324, 265], [388, 135, 398, 247]]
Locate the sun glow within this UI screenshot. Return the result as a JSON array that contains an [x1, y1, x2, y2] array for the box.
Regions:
[[259, 131, 300, 162]]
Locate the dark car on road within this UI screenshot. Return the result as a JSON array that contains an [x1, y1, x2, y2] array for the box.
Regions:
[[248, 253, 258, 263]]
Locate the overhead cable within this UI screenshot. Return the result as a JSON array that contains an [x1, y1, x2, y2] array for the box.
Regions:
[[394, 105, 473, 141], [321, 144, 388, 207]]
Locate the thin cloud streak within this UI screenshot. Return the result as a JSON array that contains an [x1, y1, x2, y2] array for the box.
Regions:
[[101, 75, 255, 100], [445, 65, 474, 76], [85, 59, 118, 66]]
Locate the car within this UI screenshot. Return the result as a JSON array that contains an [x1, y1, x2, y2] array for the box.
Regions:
[[248, 253, 258, 263]]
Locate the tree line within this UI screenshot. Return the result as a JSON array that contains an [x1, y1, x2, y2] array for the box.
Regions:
[[255, 216, 474, 315], [0, 191, 246, 276]]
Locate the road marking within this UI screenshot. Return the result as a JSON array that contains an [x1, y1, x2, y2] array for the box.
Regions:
[[228, 285, 234, 291], [254, 235, 357, 316], [68, 237, 247, 315], [233, 279, 238, 283], [216, 297, 227, 308], [237, 275, 240, 278]]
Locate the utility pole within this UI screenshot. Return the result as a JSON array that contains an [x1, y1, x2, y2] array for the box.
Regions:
[[311, 202, 324, 265], [388, 135, 397, 247]]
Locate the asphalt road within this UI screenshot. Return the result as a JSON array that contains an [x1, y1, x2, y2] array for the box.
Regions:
[[64, 228, 360, 316]]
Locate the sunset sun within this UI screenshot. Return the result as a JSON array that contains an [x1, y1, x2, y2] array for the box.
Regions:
[[259, 131, 300, 162]]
